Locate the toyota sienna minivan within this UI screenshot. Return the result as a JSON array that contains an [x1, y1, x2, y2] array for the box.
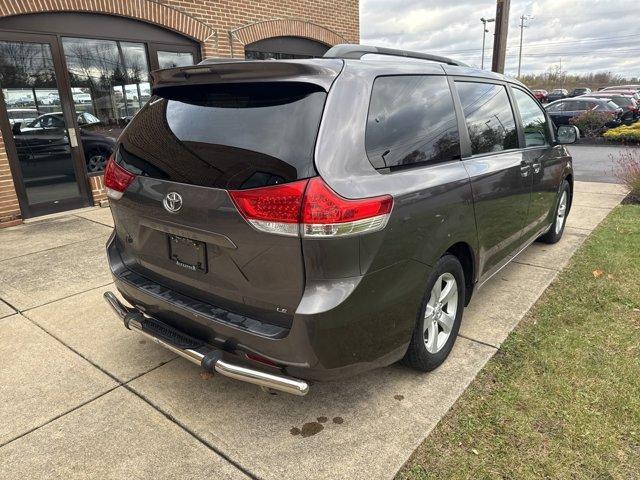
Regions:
[[104, 45, 577, 396]]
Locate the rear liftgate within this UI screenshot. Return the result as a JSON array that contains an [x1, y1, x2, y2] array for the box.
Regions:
[[103, 292, 309, 396]]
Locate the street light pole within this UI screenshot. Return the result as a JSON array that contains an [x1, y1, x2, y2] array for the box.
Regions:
[[480, 17, 495, 70]]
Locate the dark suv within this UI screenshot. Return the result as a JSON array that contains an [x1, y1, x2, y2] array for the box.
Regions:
[[104, 45, 577, 396]]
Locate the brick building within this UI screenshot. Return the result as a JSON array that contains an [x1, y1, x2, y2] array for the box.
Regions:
[[0, 1, 359, 227]]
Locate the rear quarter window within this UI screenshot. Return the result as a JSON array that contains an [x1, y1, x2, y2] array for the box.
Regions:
[[365, 75, 461, 171], [455, 81, 518, 155], [119, 82, 326, 189]]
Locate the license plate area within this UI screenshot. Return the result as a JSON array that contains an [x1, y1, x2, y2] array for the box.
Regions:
[[168, 235, 207, 273]]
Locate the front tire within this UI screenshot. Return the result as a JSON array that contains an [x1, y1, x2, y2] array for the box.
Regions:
[[539, 179, 570, 244], [402, 254, 465, 372]]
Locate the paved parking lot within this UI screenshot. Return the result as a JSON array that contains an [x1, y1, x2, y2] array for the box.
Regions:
[[567, 144, 637, 184], [0, 181, 628, 479]]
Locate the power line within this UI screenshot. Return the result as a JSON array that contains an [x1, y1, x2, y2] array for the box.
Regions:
[[437, 32, 640, 56]]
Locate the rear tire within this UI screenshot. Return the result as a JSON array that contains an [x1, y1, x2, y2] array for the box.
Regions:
[[539, 179, 570, 244], [402, 254, 465, 372]]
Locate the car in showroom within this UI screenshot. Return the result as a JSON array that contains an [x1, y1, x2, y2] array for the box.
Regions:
[[547, 88, 569, 102], [11, 111, 115, 175], [102, 45, 577, 396], [545, 97, 623, 129]]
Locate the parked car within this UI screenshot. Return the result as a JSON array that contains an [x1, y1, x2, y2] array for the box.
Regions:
[[545, 97, 623, 130], [102, 44, 576, 396], [532, 89, 548, 102], [602, 85, 640, 93], [40, 92, 60, 105], [11, 111, 115, 174], [73, 92, 92, 104], [5, 108, 38, 126], [8, 95, 34, 107], [547, 88, 569, 102], [584, 93, 639, 124], [569, 87, 591, 97], [597, 89, 640, 102]]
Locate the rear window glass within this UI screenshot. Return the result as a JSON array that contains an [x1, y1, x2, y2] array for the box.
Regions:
[[365, 75, 461, 171], [119, 82, 326, 189]]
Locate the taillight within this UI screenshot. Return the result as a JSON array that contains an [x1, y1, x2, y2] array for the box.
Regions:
[[301, 177, 393, 237], [229, 180, 307, 236], [104, 154, 136, 200], [229, 177, 393, 237]]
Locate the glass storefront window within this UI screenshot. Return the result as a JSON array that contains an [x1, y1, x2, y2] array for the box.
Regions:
[[157, 51, 194, 69], [62, 37, 151, 172], [0, 40, 82, 205]]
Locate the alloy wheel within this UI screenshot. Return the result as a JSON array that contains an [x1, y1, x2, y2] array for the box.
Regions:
[[423, 272, 458, 354], [555, 191, 568, 235]]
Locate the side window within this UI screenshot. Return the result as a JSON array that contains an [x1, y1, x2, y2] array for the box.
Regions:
[[566, 100, 582, 111], [365, 75, 461, 170], [513, 88, 550, 147], [455, 81, 518, 155], [546, 102, 564, 112]]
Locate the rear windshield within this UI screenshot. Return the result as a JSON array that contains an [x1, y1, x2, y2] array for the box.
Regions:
[[118, 82, 326, 189]]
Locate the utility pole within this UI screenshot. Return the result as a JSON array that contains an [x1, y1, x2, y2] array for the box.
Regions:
[[491, 0, 511, 74], [480, 17, 495, 70], [517, 14, 532, 78]]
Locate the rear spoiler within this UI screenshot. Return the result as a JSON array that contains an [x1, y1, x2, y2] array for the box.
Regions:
[[151, 59, 343, 93]]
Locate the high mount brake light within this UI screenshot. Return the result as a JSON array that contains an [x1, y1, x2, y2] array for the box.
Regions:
[[104, 154, 136, 200], [229, 177, 393, 237]]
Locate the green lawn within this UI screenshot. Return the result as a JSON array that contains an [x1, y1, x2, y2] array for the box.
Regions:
[[399, 205, 640, 480]]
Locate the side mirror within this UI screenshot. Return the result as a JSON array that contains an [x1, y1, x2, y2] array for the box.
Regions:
[[11, 122, 21, 135], [557, 125, 579, 144]]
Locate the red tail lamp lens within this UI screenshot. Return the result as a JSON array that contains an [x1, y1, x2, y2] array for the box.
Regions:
[[104, 154, 135, 195], [301, 177, 393, 224], [229, 177, 393, 237], [229, 179, 308, 223]]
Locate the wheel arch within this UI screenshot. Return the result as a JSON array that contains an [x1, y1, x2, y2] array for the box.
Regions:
[[445, 241, 476, 306]]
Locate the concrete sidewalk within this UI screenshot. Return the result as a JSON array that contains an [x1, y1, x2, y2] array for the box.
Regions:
[[0, 181, 627, 479]]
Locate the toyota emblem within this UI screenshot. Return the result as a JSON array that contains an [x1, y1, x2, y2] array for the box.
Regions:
[[163, 192, 183, 213]]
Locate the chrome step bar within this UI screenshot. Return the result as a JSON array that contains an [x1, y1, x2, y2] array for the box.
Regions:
[[103, 291, 309, 396]]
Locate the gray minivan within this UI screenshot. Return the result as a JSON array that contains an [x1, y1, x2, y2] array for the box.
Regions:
[[104, 45, 577, 396]]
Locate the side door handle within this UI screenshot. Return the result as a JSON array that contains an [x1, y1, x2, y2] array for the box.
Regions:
[[520, 161, 531, 177], [532, 160, 542, 174]]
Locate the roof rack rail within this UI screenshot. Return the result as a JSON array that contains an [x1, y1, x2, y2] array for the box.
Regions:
[[323, 44, 467, 67]]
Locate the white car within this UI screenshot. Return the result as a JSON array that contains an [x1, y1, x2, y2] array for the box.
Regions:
[[73, 93, 92, 104]]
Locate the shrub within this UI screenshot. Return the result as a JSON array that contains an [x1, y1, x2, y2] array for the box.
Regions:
[[613, 149, 640, 200], [603, 122, 640, 143], [569, 110, 613, 138]]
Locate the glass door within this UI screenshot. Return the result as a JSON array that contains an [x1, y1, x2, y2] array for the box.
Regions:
[[61, 37, 151, 174], [0, 33, 91, 217]]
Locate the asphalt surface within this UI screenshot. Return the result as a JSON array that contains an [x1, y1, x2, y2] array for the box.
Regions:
[[567, 144, 634, 184]]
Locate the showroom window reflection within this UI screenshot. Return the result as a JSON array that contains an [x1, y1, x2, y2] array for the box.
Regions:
[[62, 38, 151, 159]]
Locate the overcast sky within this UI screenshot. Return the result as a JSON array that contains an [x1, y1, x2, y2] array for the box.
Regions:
[[360, 0, 640, 77]]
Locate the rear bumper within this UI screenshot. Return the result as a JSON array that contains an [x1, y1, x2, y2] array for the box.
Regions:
[[104, 291, 309, 395], [106, 233, 429, 381]]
